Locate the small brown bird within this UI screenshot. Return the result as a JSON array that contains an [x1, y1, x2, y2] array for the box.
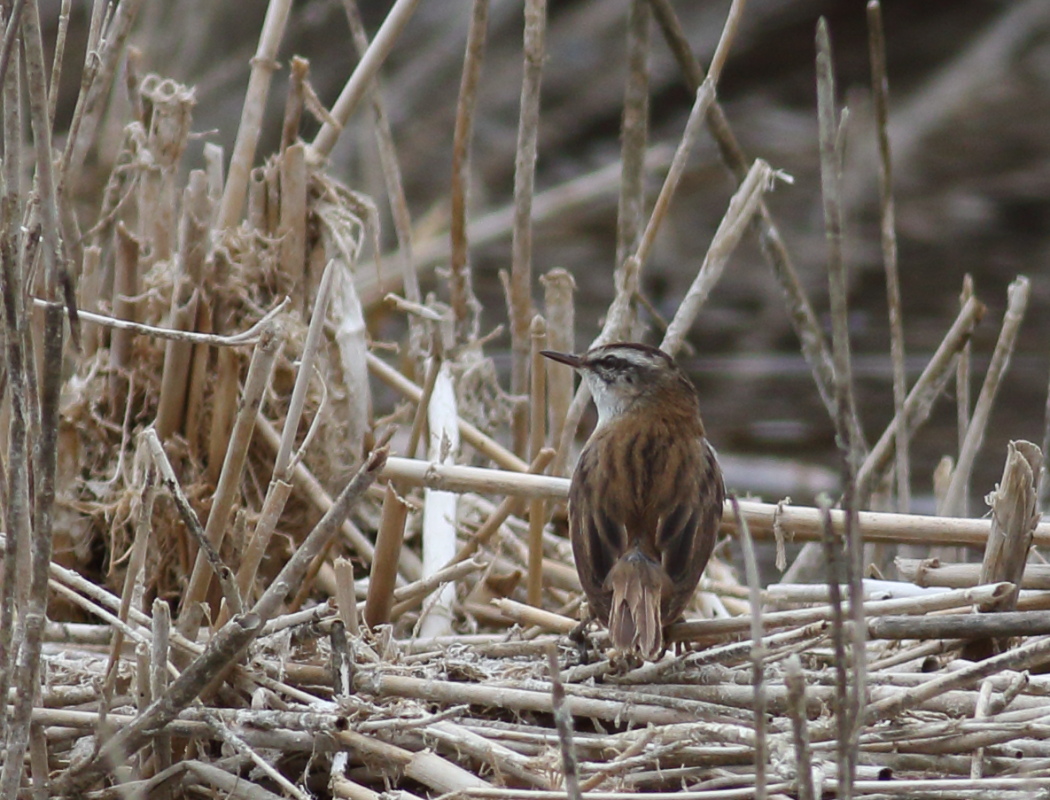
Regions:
[[543, 342, 725, 660]]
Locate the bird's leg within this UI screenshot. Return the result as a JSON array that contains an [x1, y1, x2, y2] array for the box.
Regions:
[[568, 615, 595, 665]]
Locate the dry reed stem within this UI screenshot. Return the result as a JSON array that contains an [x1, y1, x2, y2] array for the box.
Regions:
[[942, 277, 1030, 516], [856, 294, 985, 501], [275, 259, 336, 477], [0, 74, 32, 741], [977, 441, 1042, 611], [176, 325, 281, 640], [365, 484, 411, 629], [419, 361, 461, 638], [660, 159, 773, 357], [958, 275, 975, 515], [1, 301, 63, 796], [732, 496, 767, 800], [616, 0, 650, 269], [216, 0, 291, 228], [527, 315, 547, 606], [0, 0, 65, 787], [310, 0, 423, 159], [146, 429, 243, 618], [546, 645, 581, 800], [45, 0, 71, 132], [150, 598, 173, 788], [867, 611, 1050, 640], [61, 0, 146, 184], [0, 0, 26, 92], [37, 296, 289, 346], [509, 0, 548, 456], [671, 583, 1011, 642], [867, 0, 909, 514], [784, 654, 816, 800], [896, 559, 1050, 590], [108, 223, 139, 410], [279, 142, 308, 313], [280, 55, 308, 153], [448, 0, 488, 342], [379, 454, 1050, 549], [99, 460, 154, 723], [156, 170, 210, 439]]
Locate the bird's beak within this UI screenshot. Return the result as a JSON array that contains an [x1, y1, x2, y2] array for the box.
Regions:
[[540, 350, 582, 369]]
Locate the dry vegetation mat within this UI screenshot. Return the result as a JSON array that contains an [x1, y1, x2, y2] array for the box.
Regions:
[[3, 0, 1050, 798]]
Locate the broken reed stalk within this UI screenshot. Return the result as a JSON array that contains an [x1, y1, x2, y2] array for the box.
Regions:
[[509, 0, 548, 457], [98, 462, 155, 721], [145, 429, 243, 617], [867, 0, 910, 513], [279, 142, 308, 313], [156, 169, 210, 439], [977, 441, 1042, 611], [150, 599, 173, 784], [216, 0, 291, 228], [448, 0, 488, 342], [279, 55, 308, 152], [176, 325, 281, 641], [731, 496, 767, 800], [365, 484, 412, 629], [942, 277, 1030, 515], [528, 316, 548, 607]]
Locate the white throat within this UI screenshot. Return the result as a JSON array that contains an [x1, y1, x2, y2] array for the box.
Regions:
[[584, 372, 628, 430]]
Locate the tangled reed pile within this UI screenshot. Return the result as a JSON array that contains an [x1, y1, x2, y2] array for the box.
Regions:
[[4, 1, 1050, 798]]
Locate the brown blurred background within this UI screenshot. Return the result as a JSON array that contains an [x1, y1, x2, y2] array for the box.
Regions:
[[48, 0, 1050, 514]]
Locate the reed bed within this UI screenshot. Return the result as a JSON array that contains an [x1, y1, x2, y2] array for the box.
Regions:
[[2, 1, 1050, 798]]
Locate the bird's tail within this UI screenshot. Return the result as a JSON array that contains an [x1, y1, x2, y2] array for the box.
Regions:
[[606, 550, 671, 660]]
